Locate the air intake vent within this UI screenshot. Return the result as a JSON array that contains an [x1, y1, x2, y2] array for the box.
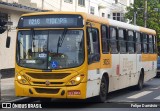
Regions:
[[35, 88, 60, 94], [26, 73, 70, 79]]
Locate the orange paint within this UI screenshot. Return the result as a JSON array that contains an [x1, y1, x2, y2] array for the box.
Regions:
[[141, 54, 157, 62], [139, 27, 156, 35]]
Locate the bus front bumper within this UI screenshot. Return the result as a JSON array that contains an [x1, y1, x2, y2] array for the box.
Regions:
[[15, 81, 86, 99]]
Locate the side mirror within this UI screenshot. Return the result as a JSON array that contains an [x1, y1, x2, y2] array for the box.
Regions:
[[6, 36, 11, 48]]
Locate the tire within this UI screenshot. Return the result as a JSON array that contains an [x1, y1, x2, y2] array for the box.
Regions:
[[96, 76, 108, 103], [135, 71, 144, 90]]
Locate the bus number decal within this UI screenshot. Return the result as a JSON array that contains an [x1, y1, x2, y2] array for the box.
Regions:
[[103, 59, 110, 65]]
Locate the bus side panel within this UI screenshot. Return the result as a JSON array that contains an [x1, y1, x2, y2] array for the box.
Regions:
[[86, 62, 101, 98], [108, 54, 120, 92], [86, 69, 101, 98], [119, 54, 137, 88], [141, 54, 157, 82]]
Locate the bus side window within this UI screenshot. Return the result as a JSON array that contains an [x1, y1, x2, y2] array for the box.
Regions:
[[101, 25, 109, 53], [143, 33, 148, 53], [136, 32, 142, 54], [110, 27, 118, 54], [119, 29, 126, 54], [87, 28, 100, 63], [153, 36, 156, 53], [148, 35, 153, 54], [128, 30, 135, 54]]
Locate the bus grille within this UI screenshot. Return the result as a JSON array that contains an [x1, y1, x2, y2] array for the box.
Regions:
[[33, 82, 64, 85], [26, 73, 70, 79], [35, 88, 60, 94]]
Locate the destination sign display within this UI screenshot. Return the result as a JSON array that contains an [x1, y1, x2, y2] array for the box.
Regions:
[[18, 14, 84, 28]]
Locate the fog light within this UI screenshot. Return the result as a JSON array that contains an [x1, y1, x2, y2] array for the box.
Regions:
[[76, 76, 81, 81], [17, 75, 22, 80], [70, 80, 76, 85], [22, 79, 26, 83]]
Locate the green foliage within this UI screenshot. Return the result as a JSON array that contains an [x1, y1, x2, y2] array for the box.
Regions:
[[125, 0, 160, 39]]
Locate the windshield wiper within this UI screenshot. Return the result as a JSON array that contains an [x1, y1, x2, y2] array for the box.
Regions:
[[57, 28, 68, 53]]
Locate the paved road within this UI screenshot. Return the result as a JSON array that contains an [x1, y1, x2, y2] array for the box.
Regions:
[[0, 77, 160, 110]]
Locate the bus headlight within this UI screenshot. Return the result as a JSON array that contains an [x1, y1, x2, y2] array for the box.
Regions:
[[16, 74, 29, 85], [17, 75, 22, 80], [66, 74, 84, 86], [76, 76, 81, 81]]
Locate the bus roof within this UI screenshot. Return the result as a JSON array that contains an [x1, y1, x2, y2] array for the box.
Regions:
[[108, 19, 156, 35], [21, 11, 156, 35]]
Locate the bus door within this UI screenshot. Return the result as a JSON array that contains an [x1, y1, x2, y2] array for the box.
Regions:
[[87, 27, 101, 79], [86, 26, 101, 97]]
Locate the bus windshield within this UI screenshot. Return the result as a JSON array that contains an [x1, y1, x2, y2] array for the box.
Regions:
[[17, 30, 84, 70]]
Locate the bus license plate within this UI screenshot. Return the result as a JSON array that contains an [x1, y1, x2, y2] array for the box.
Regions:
[[68, 90, 81, 95]]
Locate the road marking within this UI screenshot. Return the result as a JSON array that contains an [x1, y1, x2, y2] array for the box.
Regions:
[[150, 86, 160, 90], [154, 95, 160, 100], [127, 91, 153, 99], [6, 97, 29, 103]]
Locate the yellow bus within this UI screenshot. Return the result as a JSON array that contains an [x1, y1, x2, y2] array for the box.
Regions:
[[14, 12, 157, 102]]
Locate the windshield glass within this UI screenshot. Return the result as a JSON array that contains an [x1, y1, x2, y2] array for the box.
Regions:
[[17, 30, 84, 70]]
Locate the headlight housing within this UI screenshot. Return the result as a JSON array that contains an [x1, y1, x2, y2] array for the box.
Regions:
[[66, 74, 85, 86], [16, 74, 29, 85]]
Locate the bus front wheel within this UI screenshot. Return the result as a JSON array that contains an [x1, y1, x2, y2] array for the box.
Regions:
[[96, 76, 108, 103]]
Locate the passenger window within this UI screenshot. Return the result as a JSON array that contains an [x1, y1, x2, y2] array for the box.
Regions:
[[101, 25, 109, 53], [136, 32, 142, 54], [153, 36, 156, 53], [143, 34, 148, 53], [110, 27, 118, 54], [128, 30, 135, 54], [148, 35, 153, 53], [119, 29, 126, 53]]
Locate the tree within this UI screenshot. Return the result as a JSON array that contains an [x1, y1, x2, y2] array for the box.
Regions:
[[125, 0, 160, 52]]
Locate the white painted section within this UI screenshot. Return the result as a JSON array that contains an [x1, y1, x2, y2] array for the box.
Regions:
[[150, 86, 160, 90], [127, 91, 153, 99], [86, 79, 101, 98], [154, 95, 160, 100], [87, 70, 100, 81], [86, 69, 102, 98], [109, 54, 119, 91], [1, 78, 14, 90], [136, 54, 142, 73], [108, 19, 140, 32]]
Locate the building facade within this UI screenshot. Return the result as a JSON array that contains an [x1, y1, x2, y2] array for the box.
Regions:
[[0, 0, 133, 69]]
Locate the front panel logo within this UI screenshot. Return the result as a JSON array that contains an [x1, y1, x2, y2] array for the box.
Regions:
[[45, 80, 50, 86]]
